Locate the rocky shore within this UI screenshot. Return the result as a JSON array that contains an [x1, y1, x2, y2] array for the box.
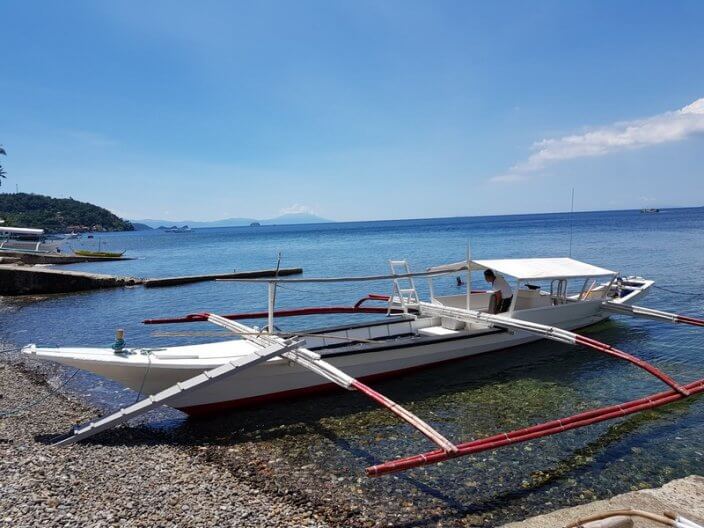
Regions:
[[2, 349, 703, 528], [0, 358, 328, 528]]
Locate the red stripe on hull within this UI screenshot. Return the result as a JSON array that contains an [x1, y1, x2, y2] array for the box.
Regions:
[[181, 345, 531, 415]]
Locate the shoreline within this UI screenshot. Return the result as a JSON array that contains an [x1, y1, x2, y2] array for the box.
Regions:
[[1, 350, 702, 527], [0, 357, 328, 527]]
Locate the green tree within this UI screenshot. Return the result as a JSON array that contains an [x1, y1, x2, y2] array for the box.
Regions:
[[0, 145, 6, 185]]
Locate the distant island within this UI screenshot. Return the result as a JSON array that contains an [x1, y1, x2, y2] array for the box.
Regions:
[[0, 192, 134, 233], [133, 212, 333, 229]]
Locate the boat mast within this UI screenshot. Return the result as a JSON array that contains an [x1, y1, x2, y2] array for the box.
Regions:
[[267, 281, 275, 333], [466, 241, 471, 311], [267, 252, 283, 333], [569, 187, 575, 257]]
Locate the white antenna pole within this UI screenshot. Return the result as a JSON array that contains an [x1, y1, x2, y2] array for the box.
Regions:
[[268, 252, 282, 333], [466, 241, 471, 311], [569, 188, 575, 257], [267, 281, 275, 333]]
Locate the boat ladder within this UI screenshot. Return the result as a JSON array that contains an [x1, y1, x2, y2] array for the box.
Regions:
[[388, 259, 420, 314]]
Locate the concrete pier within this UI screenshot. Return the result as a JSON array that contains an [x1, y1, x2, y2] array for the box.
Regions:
[[501, 475, 704, 528], [142, 267, 303, 288], [0, 265, 304, 296], [0, 265, 142, 295]]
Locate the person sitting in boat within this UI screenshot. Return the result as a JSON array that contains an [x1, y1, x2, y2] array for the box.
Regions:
[[484, 269, 513, 313]]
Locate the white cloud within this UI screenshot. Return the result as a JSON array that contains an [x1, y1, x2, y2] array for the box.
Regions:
[[279, 204, 315, 215], [492, 97, 704, 183]]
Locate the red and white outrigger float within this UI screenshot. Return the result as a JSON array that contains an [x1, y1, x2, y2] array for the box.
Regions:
[[23, 256, 704, 476]]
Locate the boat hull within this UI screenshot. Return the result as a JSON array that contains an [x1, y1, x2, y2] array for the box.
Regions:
[[27, 304, 610, 415], [180, 307, 608, 414], [24, 282, 651, 416]]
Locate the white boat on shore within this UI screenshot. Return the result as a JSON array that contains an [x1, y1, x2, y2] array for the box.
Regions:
[[22, 255, 704, 474], [0, 226, 62, 254], [25, 258, 639, 413]]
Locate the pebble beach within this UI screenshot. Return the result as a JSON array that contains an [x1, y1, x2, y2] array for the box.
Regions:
[[0, 357, 329, 528]]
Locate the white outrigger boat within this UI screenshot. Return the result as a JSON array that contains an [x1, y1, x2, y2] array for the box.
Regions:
[[23, 256, 704, 476], [0, 226, 62, 254]]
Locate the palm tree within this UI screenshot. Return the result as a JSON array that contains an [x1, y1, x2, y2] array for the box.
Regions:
[[0, 145, 6, 185]]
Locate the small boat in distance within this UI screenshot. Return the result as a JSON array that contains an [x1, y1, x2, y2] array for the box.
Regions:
[[73, 237, 126, 258], [640, 208, 660, 213], [73, 249, 125, 258]]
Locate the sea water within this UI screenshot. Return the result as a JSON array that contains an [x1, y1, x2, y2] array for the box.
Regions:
[[1, 207, 703, 524]]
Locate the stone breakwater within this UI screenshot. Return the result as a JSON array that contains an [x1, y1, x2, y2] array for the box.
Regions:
[[0, 358, 328, 528], [0, 265, 141, 296]]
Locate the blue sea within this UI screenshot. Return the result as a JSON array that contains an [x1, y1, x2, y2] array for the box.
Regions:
[[2, 207, 703, 525]]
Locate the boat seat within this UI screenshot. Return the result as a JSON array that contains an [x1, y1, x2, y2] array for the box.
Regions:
[[418, 326, 460, 337], [515, 289, 553, 310]]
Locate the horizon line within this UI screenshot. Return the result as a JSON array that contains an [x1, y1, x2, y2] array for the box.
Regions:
[[133, 204, 702, 228]]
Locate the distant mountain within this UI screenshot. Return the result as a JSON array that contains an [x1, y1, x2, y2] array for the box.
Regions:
[[133, 212, 332, 229], [264, 212, 333, 225], [131, 222, 153, 231]]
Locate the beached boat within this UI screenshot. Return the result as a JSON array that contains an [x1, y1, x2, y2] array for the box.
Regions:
[[73, 249, 125, 258], [0, 226, 62, 254], [23, 256, 704, 475], [73, 237, 126, 258]]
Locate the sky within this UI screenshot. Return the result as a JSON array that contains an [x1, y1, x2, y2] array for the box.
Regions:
[[2, 1, 704, 222]]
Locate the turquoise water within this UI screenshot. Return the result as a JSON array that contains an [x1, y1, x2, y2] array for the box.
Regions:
[[1, 208, 703, 524]]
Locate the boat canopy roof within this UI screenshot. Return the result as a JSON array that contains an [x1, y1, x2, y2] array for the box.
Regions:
[[427, 257, 616, 281], [0, 226, 44, 236]]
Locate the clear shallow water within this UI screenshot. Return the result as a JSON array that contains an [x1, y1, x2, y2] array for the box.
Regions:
[[1, 208, 704, 525]]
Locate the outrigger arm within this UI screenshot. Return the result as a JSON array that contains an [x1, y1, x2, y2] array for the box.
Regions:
[[53, 337, 304, 446], [205, 314, 457, 453], [364, 301, 704, 476], [52, 299, 704, 476], [602, 301, 704, 327], [55, 314, 457, 455], [418, 302, 689, 395]]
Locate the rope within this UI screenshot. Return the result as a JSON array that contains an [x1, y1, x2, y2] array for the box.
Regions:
[[652, 284, 704, 297], [0, 368, 80, 418], [133, 352, 153, 404]]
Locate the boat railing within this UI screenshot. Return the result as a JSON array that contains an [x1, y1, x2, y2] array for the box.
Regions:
[[219, 266, 469, 332]]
